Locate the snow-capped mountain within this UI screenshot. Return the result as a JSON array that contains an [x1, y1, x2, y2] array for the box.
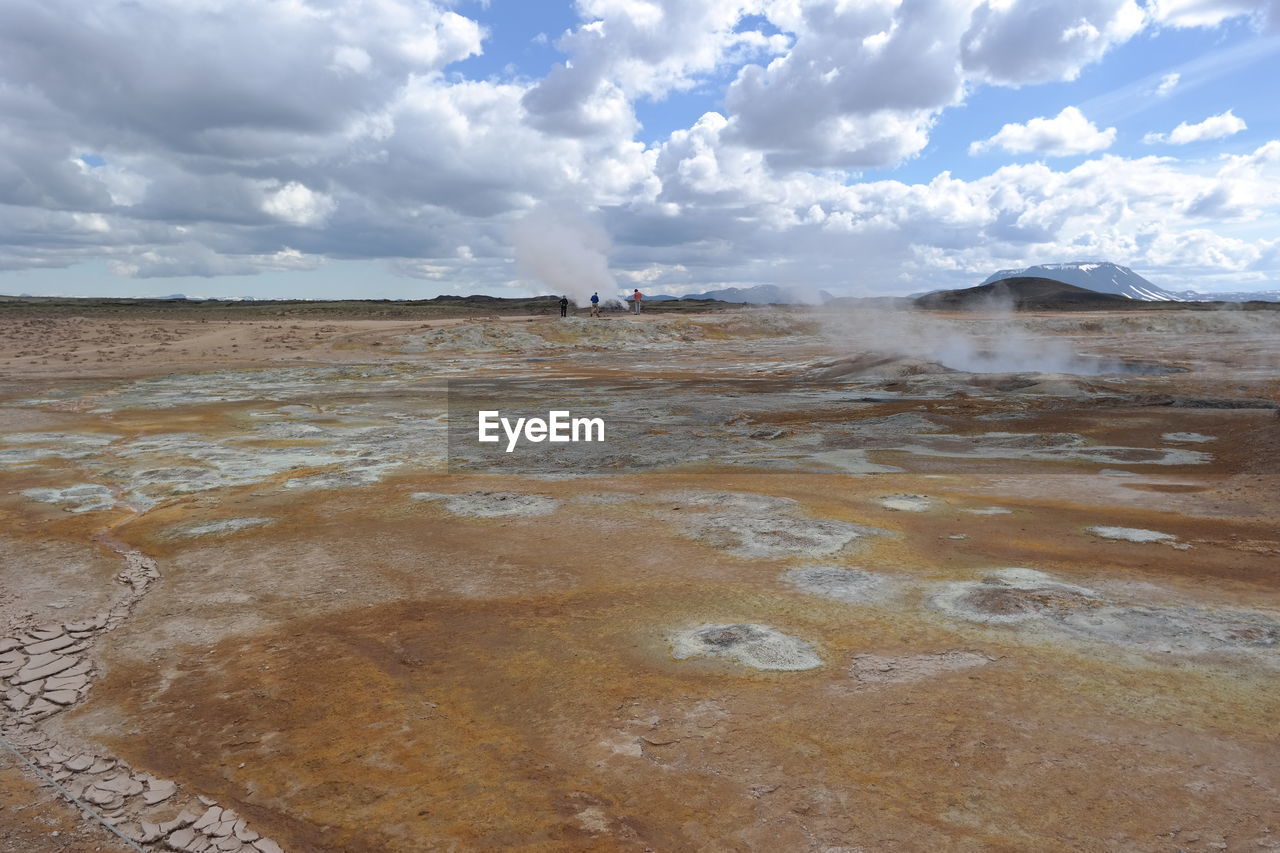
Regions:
[[1167, 289, 1280, 302], [980, 262, 1180, 301]]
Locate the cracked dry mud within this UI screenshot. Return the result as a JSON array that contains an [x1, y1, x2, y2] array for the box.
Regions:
[[1, 307, 1279, 851], [1, 497, 285, 852]]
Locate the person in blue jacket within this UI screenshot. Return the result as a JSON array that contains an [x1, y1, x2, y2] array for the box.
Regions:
[[590, 291, 600, 317]]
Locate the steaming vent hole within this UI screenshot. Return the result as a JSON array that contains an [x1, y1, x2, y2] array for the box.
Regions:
[[948, 352, 1186, 376]]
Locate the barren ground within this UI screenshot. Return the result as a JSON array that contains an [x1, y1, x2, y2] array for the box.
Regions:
[[1, 306, 1278, 852]]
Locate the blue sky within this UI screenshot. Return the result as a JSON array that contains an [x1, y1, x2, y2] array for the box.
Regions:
[[923, 29, 1280, 180], [1, 0, 1278, 300]]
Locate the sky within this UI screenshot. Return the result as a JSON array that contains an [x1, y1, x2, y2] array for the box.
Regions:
[[1, 0, 1279, 300]]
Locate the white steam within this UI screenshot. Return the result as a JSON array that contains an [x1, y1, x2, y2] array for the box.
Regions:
[[823, 298, 1129, 375], [513, 206, 618, 306]]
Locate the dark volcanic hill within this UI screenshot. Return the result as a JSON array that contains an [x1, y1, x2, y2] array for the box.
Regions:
[[914, 277, 1132, 310]]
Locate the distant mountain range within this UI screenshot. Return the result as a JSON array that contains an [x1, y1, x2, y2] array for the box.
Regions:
[[647, 284, 833, 304], [162, 293, 261, 301], [980, 261, 1278, 302], [10, 264, 1276, 304], [1174, 288, 1280, 302], [660, 265, 1278, 304]]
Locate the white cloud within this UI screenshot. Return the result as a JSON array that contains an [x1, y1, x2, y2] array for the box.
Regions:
[[722, 0, 1149, 170], [1146, 228, 1265, 270], [1155, 71, 1181, 95], [331, 45, 373, 74], [108, 244, 325, 278], [396, 261, 451, 279], [261, 182, 337, 226], [1143, 109, 1247, 144], [522, 0, 785, 138], [617, 263, 689, 283], [722, 0, 974, 169], [0, 0, 1278, 296], [1185, 139, 1280, 218], [960, 0, 1146, 85], [71, 212, 111, 233], [644, 124, 1280, 290], [1148, 0, 1279, 30], [970, 107, 1117, 157]]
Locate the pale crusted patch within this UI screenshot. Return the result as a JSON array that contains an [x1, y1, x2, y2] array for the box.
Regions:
[[411, 490, 561, 518], [661, 491, 884, 559], [1162, 432, 1215, 443], [1088, 525, 1177, 543], [670, 623, 823, 671], [782, 565, 896, 604], [169, 517, 274, 538], [877, 494, 934, 512]]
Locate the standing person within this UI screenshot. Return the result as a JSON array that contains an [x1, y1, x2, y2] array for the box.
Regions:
[[590, 291, 600, 317], [559, 296, 569, 318], [633, 289, 643, 314]]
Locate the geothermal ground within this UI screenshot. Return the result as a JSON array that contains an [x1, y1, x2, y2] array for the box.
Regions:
[[1, 305, 1278, 852]]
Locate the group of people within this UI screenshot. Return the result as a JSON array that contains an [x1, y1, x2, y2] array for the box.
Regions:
[[558, 289, 645, 318]]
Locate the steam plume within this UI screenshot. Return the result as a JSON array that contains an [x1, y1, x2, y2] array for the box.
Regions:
[[514, 206, 617, 306], [822, 295, 1119, 375]]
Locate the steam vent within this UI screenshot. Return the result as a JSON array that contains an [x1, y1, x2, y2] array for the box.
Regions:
[[4, 2, 1280, 850]]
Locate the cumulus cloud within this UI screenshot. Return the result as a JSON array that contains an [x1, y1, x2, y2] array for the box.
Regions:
[[522, 0, 786, 138], [961, 0, 1146, 85], [715, 0, 1151, 170], [0, 0, 493, 240], [0, 0, 483, 157], [1143, 109, 1248, 144], [261, 183, 337, 226], [970, 107, 1117, 157], [0, 0, 1277, 297], [642, 127, 1280, 291], [722, 0, 973, 169], [1185, 139, 1280, 218]]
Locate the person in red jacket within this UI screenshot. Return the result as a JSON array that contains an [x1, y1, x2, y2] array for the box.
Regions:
[[632, 289, 643, 314]]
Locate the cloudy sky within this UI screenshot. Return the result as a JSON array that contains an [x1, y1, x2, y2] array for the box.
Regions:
[[2, 0, 1278, 300]]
